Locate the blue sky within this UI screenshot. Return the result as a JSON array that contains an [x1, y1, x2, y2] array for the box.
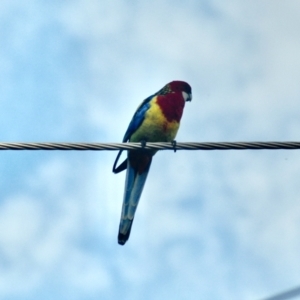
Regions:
[[1, 1, 300, 299]]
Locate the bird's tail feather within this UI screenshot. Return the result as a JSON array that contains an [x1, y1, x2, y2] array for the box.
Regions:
[[118, 157, 152, 245]]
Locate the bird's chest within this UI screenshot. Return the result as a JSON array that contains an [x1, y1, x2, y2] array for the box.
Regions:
[[130, 100, 181, 142]]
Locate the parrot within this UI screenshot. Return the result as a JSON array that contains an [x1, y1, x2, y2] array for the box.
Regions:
[[112, 81, 192, 245]]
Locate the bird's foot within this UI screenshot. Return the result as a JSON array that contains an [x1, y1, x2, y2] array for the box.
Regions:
[[172, 140, 177, 152], [140, 140, 147, 149]]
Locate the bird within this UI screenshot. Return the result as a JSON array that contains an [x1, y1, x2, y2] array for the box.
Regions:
[[112, 81, 192, 245]]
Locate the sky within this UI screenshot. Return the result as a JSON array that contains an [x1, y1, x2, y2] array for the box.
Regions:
[[0, 0, 300, 299]]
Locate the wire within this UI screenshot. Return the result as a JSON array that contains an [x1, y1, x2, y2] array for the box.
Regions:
[[0, 141, 300, 151], [260, 286, 300, 300]]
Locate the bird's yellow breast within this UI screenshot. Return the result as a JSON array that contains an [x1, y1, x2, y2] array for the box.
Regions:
[[130, 97, 180, 143]]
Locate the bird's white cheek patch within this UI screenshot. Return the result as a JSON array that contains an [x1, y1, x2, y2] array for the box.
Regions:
[[182, 91, 189, 101]]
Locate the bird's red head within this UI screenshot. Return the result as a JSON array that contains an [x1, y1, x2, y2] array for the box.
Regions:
[[157, 81, 192, 101]]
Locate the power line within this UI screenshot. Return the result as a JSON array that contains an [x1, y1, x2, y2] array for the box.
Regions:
[[260, 286, 300, 300], [0, 141, 300, 151]]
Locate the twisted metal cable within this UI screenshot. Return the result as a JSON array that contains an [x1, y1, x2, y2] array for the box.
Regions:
[[0, 141, 300, 151], [260, 285, 300, 300]]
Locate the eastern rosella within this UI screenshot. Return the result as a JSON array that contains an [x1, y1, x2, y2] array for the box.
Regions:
[[113, 81, 192, 245]]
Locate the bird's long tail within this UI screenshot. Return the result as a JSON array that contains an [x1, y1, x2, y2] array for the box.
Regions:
[[118, 152, 152, 245]]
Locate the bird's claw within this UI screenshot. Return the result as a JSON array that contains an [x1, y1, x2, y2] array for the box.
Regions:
[[140, 140, 146, 149], [172, 140, 177, 152]]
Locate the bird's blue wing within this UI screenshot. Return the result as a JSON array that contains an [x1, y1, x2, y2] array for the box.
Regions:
[[122, 95, 153, 142], [112, 94, 153, 174]]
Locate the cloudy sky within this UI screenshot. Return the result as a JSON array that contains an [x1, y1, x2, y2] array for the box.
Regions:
[[1, 0, 300, 299]]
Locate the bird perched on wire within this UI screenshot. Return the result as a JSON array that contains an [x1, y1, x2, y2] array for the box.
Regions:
[[113, 81, 192, 245]]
